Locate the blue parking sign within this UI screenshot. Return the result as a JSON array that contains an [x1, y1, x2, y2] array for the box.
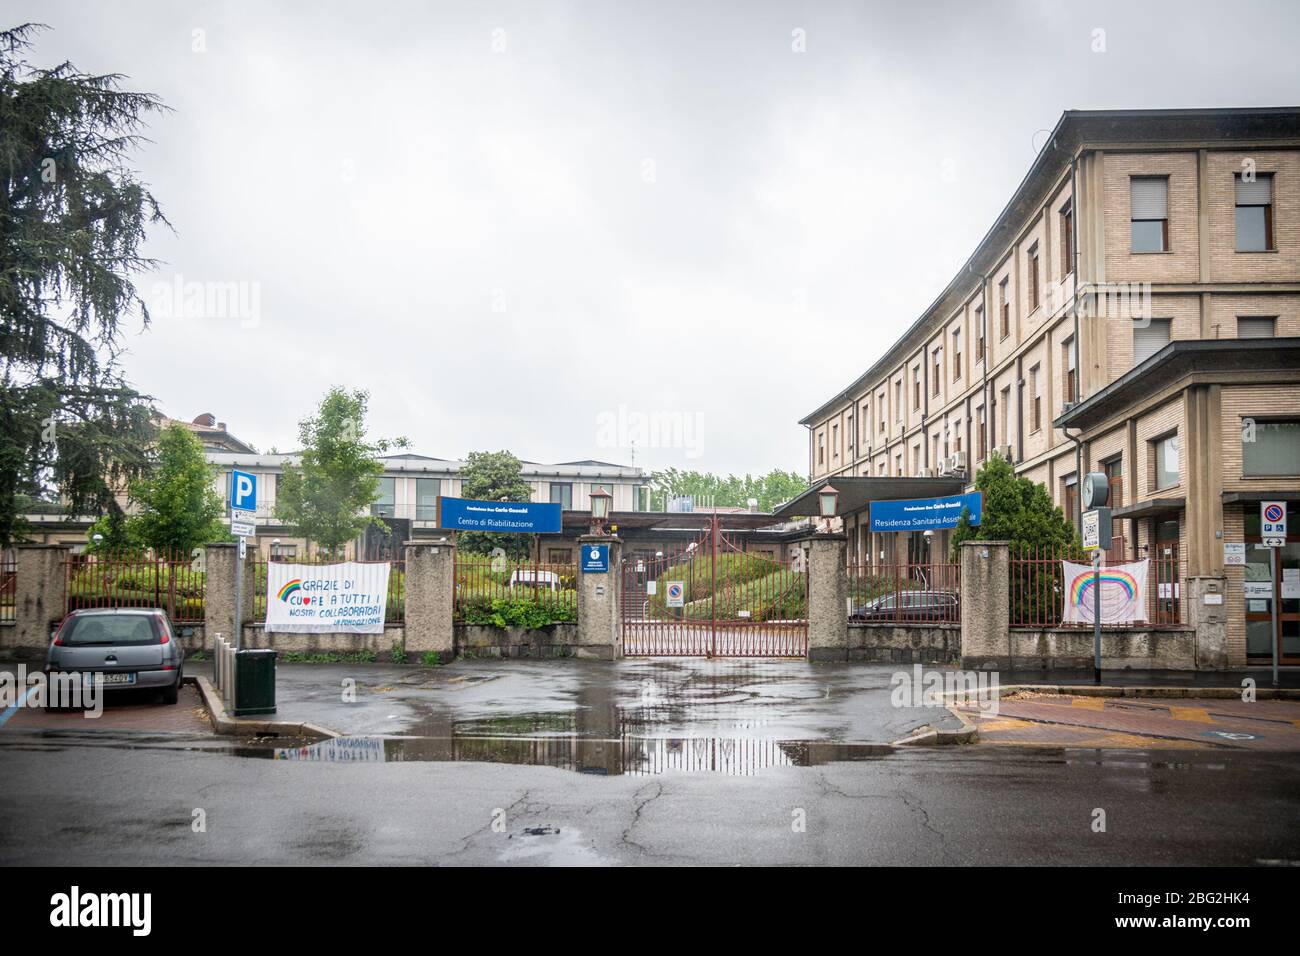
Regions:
[[230, 469, 257, 511], [581, 544, 609, 573]]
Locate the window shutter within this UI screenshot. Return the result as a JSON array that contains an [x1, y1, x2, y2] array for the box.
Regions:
[[1235, 174, 1272, 206], [1133, 319, 1172, 364], [1237, 317, 1276, 339], [1131, 178, 1168, 219]]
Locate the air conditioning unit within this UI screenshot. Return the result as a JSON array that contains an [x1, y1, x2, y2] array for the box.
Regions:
[[993, 444, 1014, 463], [919, 467, 934, 478], [951, 451, 968, 472], [937, 459, 954, 477]]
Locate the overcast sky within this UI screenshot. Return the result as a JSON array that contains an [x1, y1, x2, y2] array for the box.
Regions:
[[12, 0, 1300, 474]]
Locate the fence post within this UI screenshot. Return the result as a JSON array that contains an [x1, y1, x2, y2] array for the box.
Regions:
[[404, 539, 454, 660], [960, 540, 1010, 670], [576, 535, 622, 660], [204, 543, 254, 649], [9, 544, 70, 652], [1186, 575, 1229, 670], [796, 533, 848, 662]]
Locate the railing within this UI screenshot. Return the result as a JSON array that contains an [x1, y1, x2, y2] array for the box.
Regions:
[[454, 557, 577, 624], [64, 550, 206, 624], [248, 554, 405, 624], [1009, 544, 1182, 628], [0, 552, 15, 625], [846, 562, 961, 624]]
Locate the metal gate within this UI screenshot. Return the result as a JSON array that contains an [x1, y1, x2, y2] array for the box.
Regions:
[[621, 516, 808, 657]]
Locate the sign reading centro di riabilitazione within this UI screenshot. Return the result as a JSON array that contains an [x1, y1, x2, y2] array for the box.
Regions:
[[437, 496, 562, 534], [869, 492, 983, 533]]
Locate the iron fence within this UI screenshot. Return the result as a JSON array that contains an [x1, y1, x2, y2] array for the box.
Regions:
[[64, 549, 206, 624], [846, 562, 961, 624], [1, 552, 15, 625], [1008, 544, 1182, 628], [453, 557, 578, 624]]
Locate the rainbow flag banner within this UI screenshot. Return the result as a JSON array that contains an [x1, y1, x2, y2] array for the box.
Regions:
[[266, 561, 391, 634], [1061, 559, 1149, 626]]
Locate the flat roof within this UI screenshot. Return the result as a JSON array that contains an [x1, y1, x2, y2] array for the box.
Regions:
[[773, 475, 968, 519]]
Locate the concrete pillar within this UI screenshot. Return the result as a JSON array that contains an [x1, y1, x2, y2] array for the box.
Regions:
[[1186, 575, 1229, 670], [404, 539, 454, 658], [960, 539, 1010, 670], [10, 545, 70, 652], [575, 535, 621, 660], [799, 533, 848, 662], [204, 543, 255, 648]]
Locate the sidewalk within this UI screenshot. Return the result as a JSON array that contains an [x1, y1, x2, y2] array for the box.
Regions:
[[959, 691, 1300, 750]]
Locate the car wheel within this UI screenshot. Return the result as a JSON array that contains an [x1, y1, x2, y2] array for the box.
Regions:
[[161, 671, 180, 705]]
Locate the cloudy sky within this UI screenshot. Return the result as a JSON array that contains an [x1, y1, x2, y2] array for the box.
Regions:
[[12, 0, 1300, 474]]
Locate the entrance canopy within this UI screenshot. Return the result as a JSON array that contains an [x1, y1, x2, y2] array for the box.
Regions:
[[772, 476, 968, 520]]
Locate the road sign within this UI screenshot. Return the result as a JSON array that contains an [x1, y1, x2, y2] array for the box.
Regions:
[[230, 470, 257, 511], [231, 508, 255, 524], [231, 520, 255, 538], [1262, 501, 1286, 542], [581, 544, 609, 573], [665, 581, 685, 608], [1263, 536, 1286, 548], [1082, 507, 1111, 551]]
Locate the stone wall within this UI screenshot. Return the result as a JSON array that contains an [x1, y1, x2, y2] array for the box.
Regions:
[[457, 623, 578, 658], [1005, 627, 1196, 671], [848, 623, 959, 664]]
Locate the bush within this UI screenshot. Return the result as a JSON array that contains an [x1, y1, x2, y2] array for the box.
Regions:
[[458, 596, 576, 629]]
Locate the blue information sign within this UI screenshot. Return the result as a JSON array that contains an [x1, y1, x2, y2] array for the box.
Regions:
[[230, 469, 257, 511], [869, 492, 982, 532], [437, 496, 562, 534], [581, 544, 609, 573]]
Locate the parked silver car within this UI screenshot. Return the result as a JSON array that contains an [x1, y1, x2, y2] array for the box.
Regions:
[[45, 608, 184, 704]]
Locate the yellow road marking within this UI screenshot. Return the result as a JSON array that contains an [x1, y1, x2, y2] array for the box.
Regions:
[[1069, 697, 1105, 710], [1169, 706, 1212, 723], [977, 718, 1037, 731]]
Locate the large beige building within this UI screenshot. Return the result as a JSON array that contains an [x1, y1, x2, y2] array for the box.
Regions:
[[790, 108, 1300, 667]]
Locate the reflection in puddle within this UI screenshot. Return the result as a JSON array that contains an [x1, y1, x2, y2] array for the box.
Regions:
[[268, 734, 891, 775]]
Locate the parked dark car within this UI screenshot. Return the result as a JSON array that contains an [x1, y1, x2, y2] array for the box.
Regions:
[[45, 608, 184, 704], [851, 590, 960, 623]]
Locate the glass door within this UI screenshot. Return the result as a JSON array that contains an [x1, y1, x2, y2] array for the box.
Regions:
[[1244, 503, 1300, 664]]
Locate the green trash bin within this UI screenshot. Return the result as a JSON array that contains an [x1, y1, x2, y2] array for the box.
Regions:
[[233, 649, 277, 716]]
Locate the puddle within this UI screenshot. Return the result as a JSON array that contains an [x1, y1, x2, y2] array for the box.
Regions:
[[256, 733, 894, 775]]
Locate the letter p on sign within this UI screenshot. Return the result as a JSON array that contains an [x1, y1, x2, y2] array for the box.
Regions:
[[231, 469, 257, 511]]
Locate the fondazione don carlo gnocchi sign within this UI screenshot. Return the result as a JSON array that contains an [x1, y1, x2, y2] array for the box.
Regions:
[[868, 492, 983, 533], [436, 496, 563, 534]]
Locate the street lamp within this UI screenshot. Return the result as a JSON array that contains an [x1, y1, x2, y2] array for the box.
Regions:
[[818, 484, 839, 532], [272, 538, 281, 561], [589, 487, 613, 535]]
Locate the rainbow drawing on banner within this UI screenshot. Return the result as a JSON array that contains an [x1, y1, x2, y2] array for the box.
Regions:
[[277, 579, 303, 602], [1061, 560, 1149, 626]]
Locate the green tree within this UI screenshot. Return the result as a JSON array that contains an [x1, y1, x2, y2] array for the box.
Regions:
[[457, 450, 535, 559], [275, 387, 405, 555], [124, 423, 226, 554], [646, 467, 807, 513], [0, 23, 166, 547]]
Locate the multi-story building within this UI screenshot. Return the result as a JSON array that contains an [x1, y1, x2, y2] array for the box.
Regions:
[[785, 108, 1300, 667]]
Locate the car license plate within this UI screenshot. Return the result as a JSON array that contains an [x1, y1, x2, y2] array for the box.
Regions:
[[93, 672, 135, 686]]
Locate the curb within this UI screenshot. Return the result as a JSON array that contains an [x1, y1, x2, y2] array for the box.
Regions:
[[188, 675, 338, 741], [892, 707, 979, 747], [997, 683, 1300, 701]]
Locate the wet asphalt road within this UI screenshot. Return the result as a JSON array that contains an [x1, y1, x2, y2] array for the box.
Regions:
[[1, 732, 1298, 865]]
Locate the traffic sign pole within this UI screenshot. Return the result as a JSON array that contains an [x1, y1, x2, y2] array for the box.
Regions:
[[1270, 546, 1279, 689]]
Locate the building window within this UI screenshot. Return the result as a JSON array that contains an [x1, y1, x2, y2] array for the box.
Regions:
[[549, 482, 573, 510], [547, 548, 573, 564], [1061, 473, 1078, 523], [1243, 420, 1300, 476], [895, 453, 902, 477], [1152, 433, 1180, 490], [1237, 316, 1276, 339], [416, 477, 441, 520], [373, 476, 396, 517], [1060, 200, 1074, 275], [847, 414, 855, 452], [932, 349, 942, 396], [1030, 364, 1042, 433], [895, 380, 903, 422], [832, 423, 839, 458], [976, 406, 987, 460], [1063, 337, 1077, 403], [1235, 173, 1274, 252], [999, 278, 1010, 338], [912, 366, 921, 409], [1103, 456, 1124, 507], [1133, 318, 1172, 365], [952, 328, 962, 382], [975, 307, 985, 363], [1130, 176, 1169, 252], [270, 542, 297, 560], [999, 385, 1010, 445], [1027, 244, 1040, 311], [817, 432, 825, 464], [878, 391, 886, 432]]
